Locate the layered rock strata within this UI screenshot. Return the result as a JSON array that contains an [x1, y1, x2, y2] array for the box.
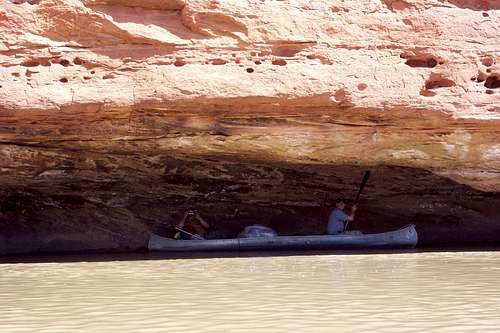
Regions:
[[0, 0, 499, 254]]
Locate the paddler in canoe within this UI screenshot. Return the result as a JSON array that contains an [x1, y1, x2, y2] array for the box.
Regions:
[[174, 208, 211, 240], [327, 197, 357, 235], [327, 170, 370, 235]]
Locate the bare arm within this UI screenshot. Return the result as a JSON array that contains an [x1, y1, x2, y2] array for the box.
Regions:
[[347, 205, 357, 221], [195, 214, 210, 229], [176, 213, 188, 228]]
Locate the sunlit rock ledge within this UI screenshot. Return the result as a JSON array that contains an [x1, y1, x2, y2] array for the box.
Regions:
[[0, 0, 499, 254]]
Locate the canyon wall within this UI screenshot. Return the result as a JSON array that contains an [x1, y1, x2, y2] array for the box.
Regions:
[[0, 0, 499, 254]]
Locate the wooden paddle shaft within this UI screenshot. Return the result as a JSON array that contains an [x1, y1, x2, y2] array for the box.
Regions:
[[175, 227, 204, 240], [354, 171, 370, 204], [345, 171, 370, 231]]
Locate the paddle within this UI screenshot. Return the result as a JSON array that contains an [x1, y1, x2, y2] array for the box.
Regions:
[[354, 170, 371, 204], [174, 226, 204, 240], [344, 170, 370, 231]]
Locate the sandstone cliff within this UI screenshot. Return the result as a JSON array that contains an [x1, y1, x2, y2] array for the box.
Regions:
[[0, 0, 499, 254]]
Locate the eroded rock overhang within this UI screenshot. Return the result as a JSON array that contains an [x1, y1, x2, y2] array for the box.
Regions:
[[0, 0, 499, 253]]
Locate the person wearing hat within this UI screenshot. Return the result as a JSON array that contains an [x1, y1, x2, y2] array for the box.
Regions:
[[327, 197, 357, 235]]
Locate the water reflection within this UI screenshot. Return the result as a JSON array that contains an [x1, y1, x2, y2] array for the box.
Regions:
[[1, 251, 499, 332]]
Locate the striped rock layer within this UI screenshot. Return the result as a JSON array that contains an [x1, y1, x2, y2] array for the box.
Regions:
[[0, 0, 499, 253]]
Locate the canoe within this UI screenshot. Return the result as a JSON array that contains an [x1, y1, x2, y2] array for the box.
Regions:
[[148, 224, 418, 252]]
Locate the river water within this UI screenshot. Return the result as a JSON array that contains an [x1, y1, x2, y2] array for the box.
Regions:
[[1, 250, 499, 332]]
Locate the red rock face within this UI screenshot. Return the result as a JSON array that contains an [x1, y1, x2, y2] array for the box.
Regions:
[[0, 0, 499, 253]]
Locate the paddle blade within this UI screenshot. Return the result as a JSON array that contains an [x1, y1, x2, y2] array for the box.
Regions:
[[354, 170, 371, 203]]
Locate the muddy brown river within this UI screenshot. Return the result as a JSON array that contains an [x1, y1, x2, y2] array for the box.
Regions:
[[1, 250, 499, 332]]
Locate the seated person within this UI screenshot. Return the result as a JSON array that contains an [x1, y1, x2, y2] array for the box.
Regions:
[[175, 208, 210, 240], [327, 197, 357, 235]]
